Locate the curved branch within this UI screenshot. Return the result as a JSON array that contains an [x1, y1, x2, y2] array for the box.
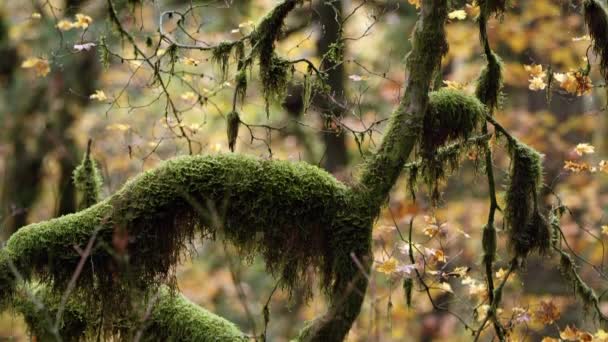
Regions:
[[0, 154, 350, 314]]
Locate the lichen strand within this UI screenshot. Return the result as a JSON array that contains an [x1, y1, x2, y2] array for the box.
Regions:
[[250, 0, 301, 110], [504, 142, 551, 258], [584, 0, 608, 79], [139, 287, 246, 341], [1, 155, 365, 319], [72, 148, 103, 210], [475, 52, 504, 112], [418, 89, 486, 201]]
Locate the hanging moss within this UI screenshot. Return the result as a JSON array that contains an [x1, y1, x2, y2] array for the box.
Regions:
[[559, 252, 603, 315], [250, 0, 301, 111], [418, 88, 486, 202], [475, 52, 503, 112], [235, 68, 247, 105], [482, 223, 497, 265], [504, 142, 551, 257], [226, 111, 240, 152], [211, 42, 234, 81], [72, 140, 103, 210], [584, 0, 608, 80]]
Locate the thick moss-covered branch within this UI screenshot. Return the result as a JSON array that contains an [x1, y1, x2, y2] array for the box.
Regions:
[[357, 0, 448, 210], [0, 154, 358, 315], [12, 284, 246, 341]]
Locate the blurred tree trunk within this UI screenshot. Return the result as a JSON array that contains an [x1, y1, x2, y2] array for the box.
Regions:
[[0, 1, 99, 238], [316, 0, 348, 174]]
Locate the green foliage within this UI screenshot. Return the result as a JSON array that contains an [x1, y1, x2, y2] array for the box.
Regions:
[[235, 68, 247, 105], [226, 111, 240, 152], [504, 142, 551, 258], [584, 0, 608, 79]]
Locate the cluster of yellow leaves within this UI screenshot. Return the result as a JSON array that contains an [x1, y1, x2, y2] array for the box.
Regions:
[[541, 325, 608, 342], [448, 10, 467, 21], [533, 300, 560, 325], [56, 13, 93, 31], [525, 64, 547, 91], [422, 215, 447, 238], [554, 71, 593, 96], [564, 144, 608, 175], [182, 57, 200, 67], [21, 57, 50, 77], [461, 276, 487, 299]]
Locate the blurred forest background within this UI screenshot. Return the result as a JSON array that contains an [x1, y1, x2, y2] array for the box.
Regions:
[[1, 0, 608, 341]]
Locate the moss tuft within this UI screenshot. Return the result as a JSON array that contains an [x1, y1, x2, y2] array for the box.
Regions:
[[72, 140, 103, 210], [504, 142, 551, 257], [475, 52, 503, 112], [226, 111, 240, 152], [584, 0, 608, 80], [418, 88, 486, 202], [235, 68, 247, 105]]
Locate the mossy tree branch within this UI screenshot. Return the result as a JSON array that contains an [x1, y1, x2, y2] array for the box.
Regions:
[[357, 0, 448, 211]]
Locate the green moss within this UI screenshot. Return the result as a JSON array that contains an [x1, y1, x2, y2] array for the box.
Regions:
[[12, 285, 88, 341], [504, 142, 551, 257], [1, 154, 371, 329], [139, 287, 246, 341], [475, 52, 503, 111], [418, 89, 486, 202], [250, 0, 301, 112], [235, 68, 247, 105], [212, 42, 234, 81], [72, 141, 103, 210], [584, 0, 608, 79]]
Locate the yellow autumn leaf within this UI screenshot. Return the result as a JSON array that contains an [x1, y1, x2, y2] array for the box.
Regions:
[[408, 0, 421, 9], [559, 325, 579, 341], [448, 10, 467, 20], [56, 19, 74, 31], [376, 257, 398, 275], [443, 80, 466, 90], [528, 76, 546, 91], [74, 13, 93, 29], [599, 160, 608, 173], [495, 268, 507, 280], [524, 64, 544, 77], [575, 143, 595, 156], [31, 13, 41, 19], [21, 57, 50, 77], [89, 90, 108, 102]]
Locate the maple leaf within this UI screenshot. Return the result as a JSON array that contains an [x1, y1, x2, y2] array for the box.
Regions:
[[377, 257, 398, 275], [21, 57, 50, 77], [534, 301, 560, 325], [408, 0, 421, 9], [529, 76, 547, 91], [56, 19, 74, 31], [524, 64, 544, 77], [74, 13, 93, 29], [575, 143, 595, 156], [448, 10, 467, 20]]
